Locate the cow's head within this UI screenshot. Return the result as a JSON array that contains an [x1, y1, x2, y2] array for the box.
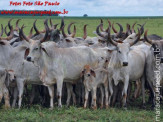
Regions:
[[21, 20, 49, 63], [108, 26, 140, 67], [98, 57, 109, 69], [144, 30, 163, 63], [58, 23, 76, 47], [5, 70, 16, 87], [81, 65, 96, 86]]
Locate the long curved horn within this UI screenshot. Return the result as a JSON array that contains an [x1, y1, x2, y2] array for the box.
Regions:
[[0, 24, 3, 37], [112, 22, 118, 33], [138, 22, 146, 35], [116, 23, 123, 37], [60, 17, 64, 30], [83, 24, 87, 39], [61, 25, 68, 38], [129, 28, 140, 46], [40, 21, 49, 43], [67, 22, 75, 35], [126, 23, 131, 35], [8, 18, 12, 30], [144, 30, 153, 44], [45, 19, 50, 32], [33, 19, 40, 34], [0, 25, 14, 41], [50, 18, 54, 29], [96, 24, 105, 37], [70, 25, 76, 38], [28, 27, 33, 39], [19, 25, 30, 42], [54, 24, 59, 29], [108, 26, 118, 46], [15, 19, 21, 31], [105, 19, 112, 32], [132, 22, 136, 33], [4, 25, 9, 36], [100, 19, 104, 31]]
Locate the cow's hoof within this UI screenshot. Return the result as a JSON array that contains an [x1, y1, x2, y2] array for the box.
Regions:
[[58, 105, 62, 108], [5, 104, 10, 109], [49, 107, 53, 110], [105, 105, 109, 109], [142, 103, 146, 109], [92, 106, 97, 110], [123, 107, 127, 110], [100, 105, 103, 109]]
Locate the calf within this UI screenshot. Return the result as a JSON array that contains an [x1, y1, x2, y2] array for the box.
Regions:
[[0, 68, 16, 108], [81, 57, 109, 109]]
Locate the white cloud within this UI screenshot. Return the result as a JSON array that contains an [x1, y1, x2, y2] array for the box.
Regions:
[[0, 0, 162, 16]]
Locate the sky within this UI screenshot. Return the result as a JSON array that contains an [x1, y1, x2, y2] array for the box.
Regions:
[[0, 0, 163, 16]]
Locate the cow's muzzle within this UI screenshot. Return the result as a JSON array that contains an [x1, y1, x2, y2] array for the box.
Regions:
[[123, 62, 128, 66], [27, 56, 32, 62]]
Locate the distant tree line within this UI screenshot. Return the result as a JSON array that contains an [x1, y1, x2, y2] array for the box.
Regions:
[[0, 10, 59, 16]]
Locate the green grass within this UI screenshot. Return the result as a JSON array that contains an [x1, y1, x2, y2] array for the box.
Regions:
[[0, 16, 162, 37], [0, 105, 161, 122], [0, 16, 163, 121]]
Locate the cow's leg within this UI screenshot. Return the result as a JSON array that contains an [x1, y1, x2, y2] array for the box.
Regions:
[[66, 82, 72, 106], [17, 78, 24, 108], [72, 84, 76, 105], [108, 78, 113, 107], [92, 88, 97, 109], [134, 80, 141, 99], [0, 91, 3, 104], [112, 85, 118, 106], [122, 77, 129, 109], [56, 78, 63, 107], [47, 85, 54, 109], [100, 86, 104, 108], [3, 85, 10, 108], [141, 75, 146, 108], [12, 87, 18, 108], [30, 85, 36, 105], [127, 82, 132, 103], [104, 82, 109, 109], [84, 88, 89, 109]]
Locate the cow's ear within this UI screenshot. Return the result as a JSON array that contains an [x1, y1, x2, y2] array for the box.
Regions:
[[0, 41, 6, 45], [98, 39, 102, 42], [41, 47, 49, 56], [80, 70, 85, 82], [65, 39, 71, 42], [24, 48, 29, 59], [80, 70, 85, 77], [108, 49, 113, 53], [91, 70, 96, 77]]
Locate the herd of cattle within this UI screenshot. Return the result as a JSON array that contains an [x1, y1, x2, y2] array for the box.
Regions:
[[0, 18, 162, 110]]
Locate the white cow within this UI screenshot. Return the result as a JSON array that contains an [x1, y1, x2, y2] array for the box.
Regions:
[[107, 27, 146, 108], [20, 23, 109, 108]]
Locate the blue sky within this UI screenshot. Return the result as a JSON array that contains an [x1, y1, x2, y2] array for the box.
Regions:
[[1, 0, 163, 16]]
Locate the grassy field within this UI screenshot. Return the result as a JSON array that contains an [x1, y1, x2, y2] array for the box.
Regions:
[[0, 16, 163, 37], [0, 105, 161, 122], [0, 16, 163, 122]]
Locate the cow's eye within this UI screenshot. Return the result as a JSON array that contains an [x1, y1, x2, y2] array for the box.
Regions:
[[118, 50, 121, 53], [34, 48, 38, 50], [129, 37, 133, 39]]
